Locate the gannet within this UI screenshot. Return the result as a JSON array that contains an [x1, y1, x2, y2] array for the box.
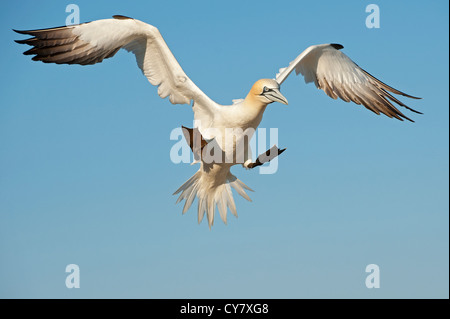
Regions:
[[14, 15, 421, 228]]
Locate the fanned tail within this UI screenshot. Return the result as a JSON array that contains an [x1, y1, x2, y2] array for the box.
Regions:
[[173, 167, 253, 228]]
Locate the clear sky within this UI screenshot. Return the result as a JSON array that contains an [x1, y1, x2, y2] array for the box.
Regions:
[[1, 0, 448, 298]]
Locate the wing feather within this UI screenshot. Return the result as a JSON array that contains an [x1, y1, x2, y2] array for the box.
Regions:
[[275, 44, 421, 122], [14, 16, 218, 117]]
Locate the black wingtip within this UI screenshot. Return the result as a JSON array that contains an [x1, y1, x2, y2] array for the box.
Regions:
[[408, 108, 423, 115], [112, 15, 133, 20], [330, 43, 344, 50], [13, 29, 29, 35], [398, 92, 422, 100], [400, 114, 415, 123]]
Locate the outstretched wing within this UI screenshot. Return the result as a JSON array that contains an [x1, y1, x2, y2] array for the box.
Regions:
[[14, 15, 217, 110], [275, 44, 421, 122]]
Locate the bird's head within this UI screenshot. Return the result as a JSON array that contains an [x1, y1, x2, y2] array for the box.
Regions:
[[248, 79, 288, 106]]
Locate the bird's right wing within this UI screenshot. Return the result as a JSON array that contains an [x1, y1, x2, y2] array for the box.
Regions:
[[14, 15, 220, 121]]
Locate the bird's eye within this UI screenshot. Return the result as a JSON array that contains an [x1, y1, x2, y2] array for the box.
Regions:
[[263, 87, 269, 93]]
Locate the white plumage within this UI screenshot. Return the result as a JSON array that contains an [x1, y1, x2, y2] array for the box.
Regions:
[[15, 16, 421, 228]]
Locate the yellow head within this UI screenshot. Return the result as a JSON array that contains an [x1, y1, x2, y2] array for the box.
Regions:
[[246, 79, 288, 106]]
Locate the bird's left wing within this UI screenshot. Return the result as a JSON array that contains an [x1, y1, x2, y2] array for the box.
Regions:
[[14, 15, 216, 108], [275, 44, 421, 121]]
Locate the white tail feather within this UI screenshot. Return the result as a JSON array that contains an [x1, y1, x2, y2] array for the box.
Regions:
[[174, 166, 253, 228]]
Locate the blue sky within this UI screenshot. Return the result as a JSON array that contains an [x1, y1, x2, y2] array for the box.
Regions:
[[0, 0, 448, 298]]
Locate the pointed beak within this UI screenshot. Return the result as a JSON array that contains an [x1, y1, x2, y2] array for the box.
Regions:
[[265, 88, 288, 105]]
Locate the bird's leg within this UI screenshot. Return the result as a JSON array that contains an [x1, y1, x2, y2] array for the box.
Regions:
[[181, 126, 208, 161], [246, 145, 286, 169]]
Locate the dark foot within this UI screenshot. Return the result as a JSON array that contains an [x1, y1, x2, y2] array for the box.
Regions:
[[247, 145, 286, 169]]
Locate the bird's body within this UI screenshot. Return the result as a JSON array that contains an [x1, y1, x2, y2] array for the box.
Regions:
[[175, 79, 286, 226], [14, 15, 421, 228]]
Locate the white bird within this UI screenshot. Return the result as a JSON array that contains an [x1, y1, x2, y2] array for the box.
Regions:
[[14, 15, 421, 228]]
